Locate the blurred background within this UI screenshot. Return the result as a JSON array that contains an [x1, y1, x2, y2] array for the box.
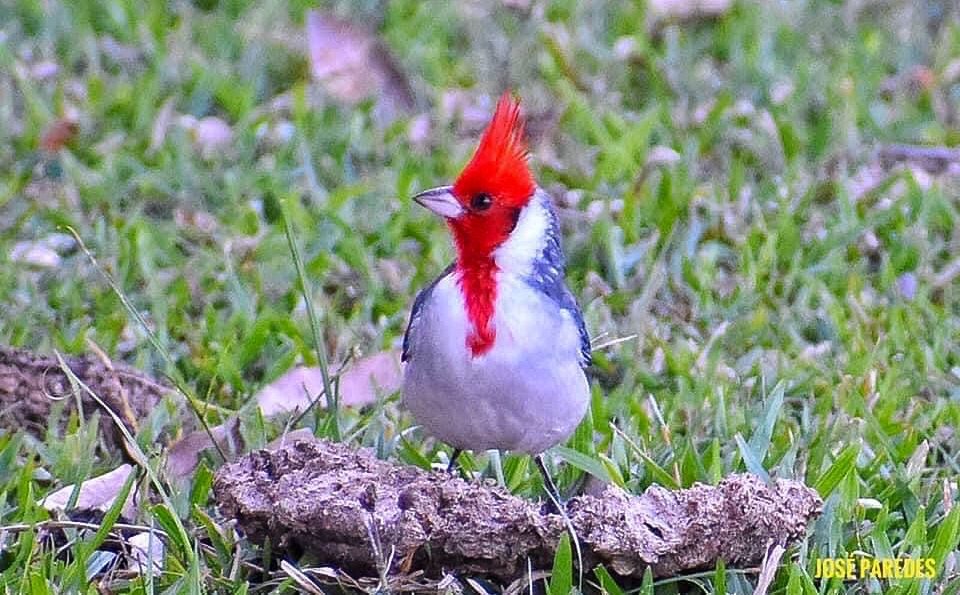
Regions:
[[0, 0, 958, 591]]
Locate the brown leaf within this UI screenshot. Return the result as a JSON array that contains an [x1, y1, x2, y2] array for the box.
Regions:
[[40, 119, 78, 152], [337, 350, 402, 406], [255, 351, 402, 417], [305, 10, 413, 123], [165, 352, 401, 478], [10, 241, 62, 268], [174, 208, 219, 236], [148, 97, 176, 153], [882, 65, 936, 98], [932, 258, 960, 291], [407, 113, 431, 149], [127, 531, 165, 574], [40, 464, 138, 519], [29, 61, 59, 81], [165, 419, 241, 479], [254, 366, 329, 417], [178, 115, 233, 158]]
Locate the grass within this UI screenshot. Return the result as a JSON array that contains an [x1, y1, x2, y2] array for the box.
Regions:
[[1, 0, 959, 592]]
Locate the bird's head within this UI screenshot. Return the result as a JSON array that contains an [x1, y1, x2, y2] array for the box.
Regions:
[[412, 93, 559, 356], [413, 92, 537, 267]]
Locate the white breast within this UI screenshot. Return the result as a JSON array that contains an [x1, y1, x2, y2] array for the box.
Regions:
[[401, 272, 590, 454]]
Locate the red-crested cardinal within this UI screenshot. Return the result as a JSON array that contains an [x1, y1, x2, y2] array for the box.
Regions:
[[401, 93, 591, 501]]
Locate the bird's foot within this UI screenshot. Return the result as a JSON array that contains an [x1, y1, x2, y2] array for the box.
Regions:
[[540, 497, 565, 515], [534, 454, 566, 514], [444, 448, 466, 478]]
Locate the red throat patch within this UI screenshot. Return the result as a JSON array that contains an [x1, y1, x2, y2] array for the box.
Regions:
[[450, 92, 535, 357], [458, 261, 497, 356]]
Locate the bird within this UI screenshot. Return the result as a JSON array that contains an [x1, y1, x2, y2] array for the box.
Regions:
[[401, 92, 591, 504]]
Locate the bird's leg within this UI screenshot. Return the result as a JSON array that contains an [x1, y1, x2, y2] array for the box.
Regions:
[[535, 454, 564, 513], [446, 448, 463, 474]]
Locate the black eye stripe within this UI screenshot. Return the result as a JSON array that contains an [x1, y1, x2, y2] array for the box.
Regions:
[[507, 208, 521, 232], [471, 192, 493, 211]]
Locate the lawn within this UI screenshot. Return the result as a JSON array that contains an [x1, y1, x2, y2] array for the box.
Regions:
[[0, 0, 958, 592]]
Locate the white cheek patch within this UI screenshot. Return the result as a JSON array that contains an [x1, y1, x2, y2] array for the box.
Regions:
[[493, 190, 550, 275]]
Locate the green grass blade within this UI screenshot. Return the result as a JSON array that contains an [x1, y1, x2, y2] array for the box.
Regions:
[[554, 446, 612, 485], [54, 353, 198, 571], [748, 380, 785, 462], [929, 505, 960, 577], [279, 196, 339, 440], [594, 565, 625, 595], [813, 443, 860, 498], [67, 228, 227, 462], [713, 558, 726, 595], [735, 433, 770, 482], [549, 532, 573, 595]]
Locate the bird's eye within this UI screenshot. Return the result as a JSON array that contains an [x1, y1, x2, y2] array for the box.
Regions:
[[471, 193, 493, 211]]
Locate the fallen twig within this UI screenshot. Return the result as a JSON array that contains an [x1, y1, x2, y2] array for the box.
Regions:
[[878, 144, 960, 174]]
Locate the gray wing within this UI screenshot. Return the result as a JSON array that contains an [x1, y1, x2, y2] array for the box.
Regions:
[[561, 286, 592, 368], [530, 275, 592, 369], [402, 263, 455, 363]]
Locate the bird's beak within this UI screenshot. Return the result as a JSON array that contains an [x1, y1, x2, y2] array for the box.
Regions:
[[412, 186, 464, 219]]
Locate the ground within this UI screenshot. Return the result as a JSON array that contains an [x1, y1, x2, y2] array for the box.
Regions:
[[0, 0, 958, 593]]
